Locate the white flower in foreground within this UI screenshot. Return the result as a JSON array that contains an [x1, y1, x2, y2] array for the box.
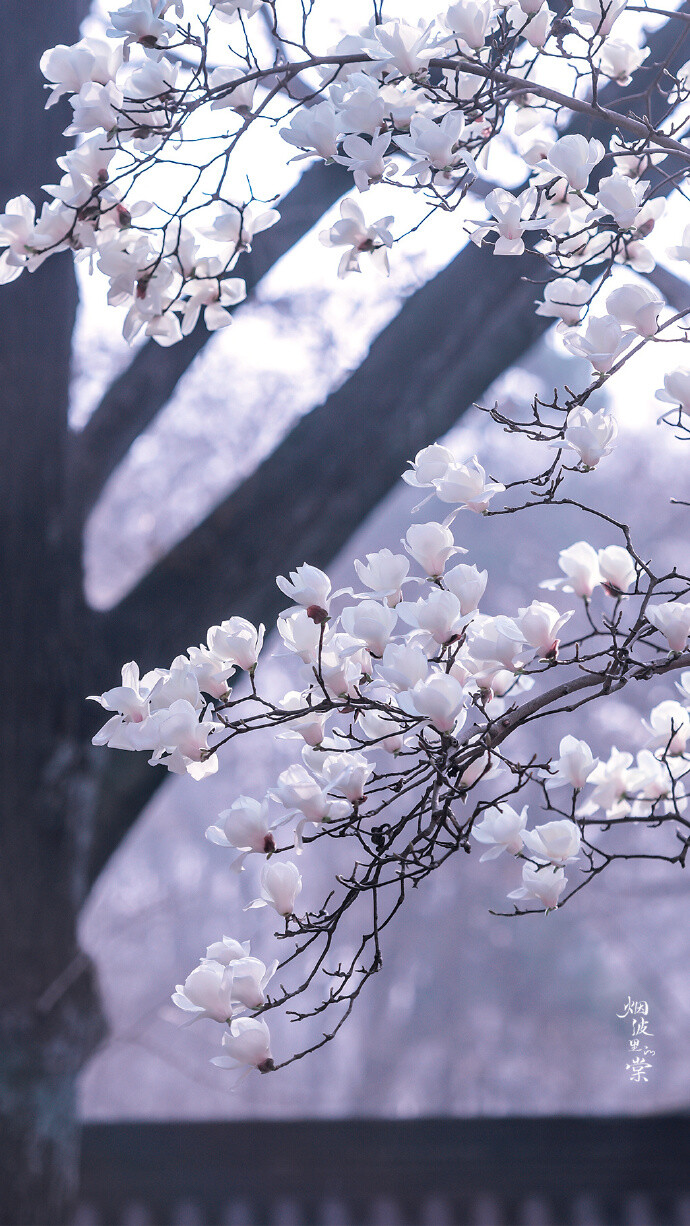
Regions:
[[646, 602, 690, 652], [644, 700, 690, 754], [471, 188, 543, 257], [578, 747, 635, 818], [362, 18, 439, 76], [378, 642, 430, 692], [186, 645, 235, 700], [210, 0, 265, 23], [562, 315, 634, 374], [354, 549, 410, 605], [536, 278, 590, 328], [205, 936, 250, 965], [597, 545, 636, 595], [247, 860, 303, 917], [224, 956, 277, 1011], [508, 862, 567, 910], [280, 100, 341, 161], [206, 796, 277, 856], [407, 672, 467, 733], [397, 589, 468, 645], [207, 616, 264, 672], [544, 735, 598, 790], [444, 0, 497, 47], [172, 960, 234, 1023], [319, 198, 393, 278], [335, 132, 392, 193], [208, 65, 257, 112], [443, 563, 488, 615], [396, 112, 477, 181], [277, 609, 327, 664], [432, 456, 505, 512], [212, 1017, 274, 1073], [564, 407, 618, 469], [277, 564, 332, 616], [522, 819, 581, 864], [276, 691, 329, 747], [517, 600, 573, 659], [88, 660, 152, 724], [402, 444, 454, 489], [472, 803, 528, 860], [272, 764, 351, 825], [570, 0, 626, 36], [544, 134, 604, 191], [512, 3, 554, 48], [404, 521, 464, 577], [303, 746, 374, 805], [606, 283, 663, 337], [341, 599, 398, 656], [40, 37, 122, 108], [594, 174, 648, 229], [358, 704, 408, 753], [466, 614, 526, 672], [596, 38, 648, 85], [629, 750, 688, 815], [540, 541, 601, 598], [656, 369, 690, 416]]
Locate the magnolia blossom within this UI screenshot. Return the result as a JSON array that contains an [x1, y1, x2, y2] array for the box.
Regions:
[[396, 112, 476, 181], [354, 549, 410, 605], [540, 541, 601, 599], [597, 38, 648, 84], [402, 444, 454, 489], [277, 609, 326, 663], [247, 860, 303, 917], [606, 283, 663, 337], [443, 563, 488, 615], [594, 174, 648, 229], [579, 748, 635, 819], [206, 796, 277, 857], [544, 135, 604, 191], [277, 564, 332, 616], [597, 545, 636, 595], [646, 602, 690, 652], [398, 588, 468, 645], [563, 315, 633, 374], [207, 616, 264, 672], [209, 65, 257, 111], [407, 672, 467, 733], [404, 521, 463, 577], [281, 101, 341, 161], [644, 700, 690, 755], [570, 0, 626, 36], [517, 601, 572, 659], [212, 1017, 274, 1073], [471, 188, 543, 257], [205, 936, 250, 965], [341, 599, 398, 656], [362, 18, 439, 76], [471, 803, 528, 860], [521, 819, 581, 865], [272, 764, 351, 826], [222, 955, 277, 1011], [319, 198, 394, 277], [536, 278, 590, 327], [378, 642, 430, 692], [508, 862, 567, 910], [444, 0, 497, 47], [172, 960, 234, 1023], [544, 735, 598, 790], [358, 704, 408, 753], [335, 132, 392, 193], [466, 614, 526, 673], [210, 0, 265, 23], [431, 456, 505, 512], [276, 691, 329, 747], [303, 745, 374, 804], [656, 370, 690, 416], [563, 407, 618, 468]]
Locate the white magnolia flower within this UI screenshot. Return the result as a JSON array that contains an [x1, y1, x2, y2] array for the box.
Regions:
[[516, 600, 573, 659], [466, 614, 526, 672], [431, 456, 505, 512], [540, 541, 601, 598], [209, 66, 257, 112], [281, 101, 342, 161], [222, 955, 277, 1011], [522, 819, 581, 864], [206, 796, 277, 856], [186, 645, 235, 700], [302, 746, 374, 804], [508, 861, 567, 910], [319, 198, 393, 277], [644, 700, 690, 754], [407, 672, 467, 733], [341, 598, 398, 656], [471, 188, 544, 257], [402, 444, 455, 489], [207, 617, 264, 672], [656, 369, 690, 416], [536, 278, 590, 327], [277, 609, 327, 663], [544, 135, 605, 191], [272, 764, 351, 825], [378, 642, 430, 692], [596, 38, 648, 84], [597, 545, 636, 595], [404, 521, 464, 577], [398, 589, 468, 645], [578, 747, 635, 818], [358, 703, 408, 753], [444, 0, 497, 48], [40, 37, 122, 108], [277, 564, 332, 615], [544, 735, 598, 789], [354, 549, 410, 605], [335, 132, 392, 193], [594, 174, 648, 229], [210, 0, 264, 22], [172, 960, 234, 1024], [562, 315, 634, 373], [570, 0, 627, 37], [396, 112, 477, 181], [362, 19, 439, 76], [443, 563, 488, 615], [646, 602, 690, 652], [247, 860, 303, 917], [212, 1017, 274, 1073], [205, 936, 250, 965], [510, 3, 553, 48], [472, 803, 528, 860], [276, 691, 329, 747], [203, 201, 280, 251], [606, 282, 663, 336], [564, 407, 618, 468]]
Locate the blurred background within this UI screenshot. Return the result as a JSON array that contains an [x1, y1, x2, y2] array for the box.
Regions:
[[2, 1, 690, 1223]]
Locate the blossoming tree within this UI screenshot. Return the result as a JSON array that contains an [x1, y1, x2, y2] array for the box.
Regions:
[[3, 0, 690, 1216]]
